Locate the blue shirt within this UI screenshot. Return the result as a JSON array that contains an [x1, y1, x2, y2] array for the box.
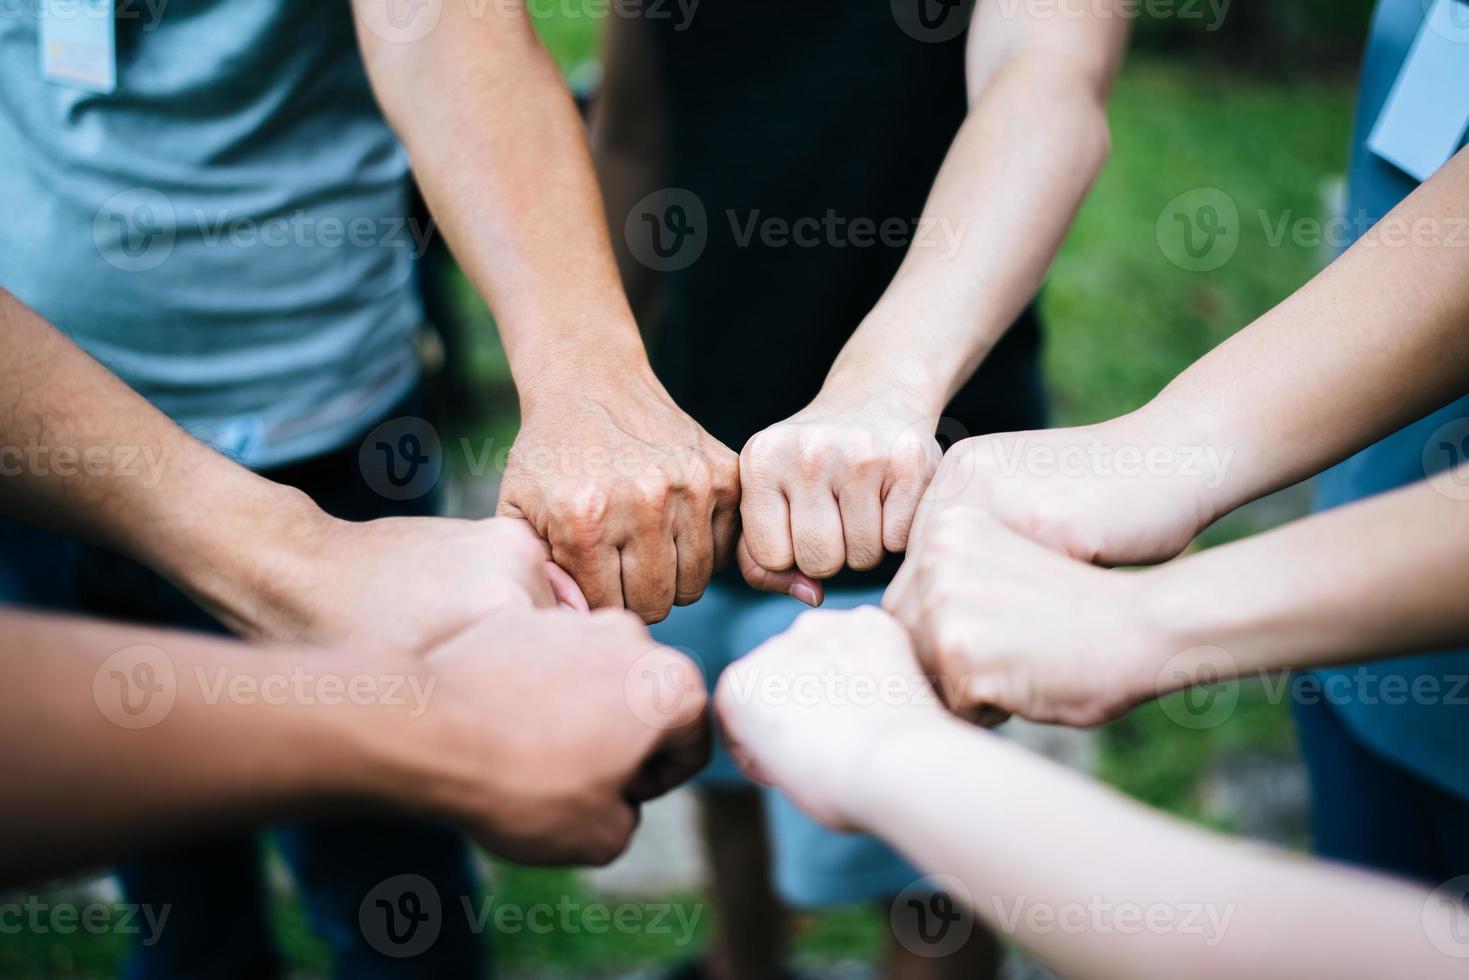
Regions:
[[0, 0, 421, 466], [1312, 0, 1469, 803]]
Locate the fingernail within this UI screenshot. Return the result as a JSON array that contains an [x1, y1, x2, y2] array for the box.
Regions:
[[789, 583, 822, 607]]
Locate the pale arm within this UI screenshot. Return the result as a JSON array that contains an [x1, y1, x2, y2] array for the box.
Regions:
[[739, 0, 1130, 591]]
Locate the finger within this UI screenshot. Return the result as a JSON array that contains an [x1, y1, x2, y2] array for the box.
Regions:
[[546, 562, 589, 612], [838, 479, 885, 571], [736, 535, 824, 606], [672, 505, 715, 606], [549, 541, 624, 611], [620, 535, 678, 624], [633, 703, 712, 801], [579, 800, 640, 867], [882, 470, 933, 554], [709, 452, 742, 570], [738, 479, 794, 573], [788, 488, 846, 579]]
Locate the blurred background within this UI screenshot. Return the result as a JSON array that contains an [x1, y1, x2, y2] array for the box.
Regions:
[[5, 1, 1387, 976]]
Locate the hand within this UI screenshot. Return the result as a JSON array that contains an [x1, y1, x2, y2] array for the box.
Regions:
[[214, 509, 585, 653], [497, 366, 739, 624], [885, 507, 1165, 727], [739, 388, 941, 599], [714, 607, 946, 831], [420, 608, 711, 865], [908, 412, 1225, 568]]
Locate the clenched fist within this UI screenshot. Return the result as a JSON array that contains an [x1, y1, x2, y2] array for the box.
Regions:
[[424, 608, 711, 865], [739, 389, 941, 599], [497, 367, 740, 624], [885, 507, 1160, 727]]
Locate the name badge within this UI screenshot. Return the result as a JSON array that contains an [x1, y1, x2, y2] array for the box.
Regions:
[[39, 0, 117, 94]]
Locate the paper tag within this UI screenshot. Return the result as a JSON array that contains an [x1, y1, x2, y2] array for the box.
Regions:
[[40, 0, 117, 94]]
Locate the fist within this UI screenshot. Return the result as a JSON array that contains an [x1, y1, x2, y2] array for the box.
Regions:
[[426, 608, 711, 866], [715, 606, 943, 830], [497, 370, 740, 624], [739, 396, 941, 595], [886, 506, 1160, 727]]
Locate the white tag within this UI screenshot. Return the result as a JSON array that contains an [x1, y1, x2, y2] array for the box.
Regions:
[[1368, 0, 1469, 182], [40, 0, 117, 94]]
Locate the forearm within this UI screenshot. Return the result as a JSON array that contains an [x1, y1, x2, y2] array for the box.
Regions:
[[0, 610, 446, 885], [1137, 468, 1469, 682], [0, 289, 323, 631], [828, 52, 1112, 410], [855, 718, 1451, 980], [1144, 146, 1469, 519], [355, 0, 649, 395]]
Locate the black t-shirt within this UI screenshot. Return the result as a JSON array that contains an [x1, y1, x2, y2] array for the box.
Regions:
[[626, 2, 1048, 587]]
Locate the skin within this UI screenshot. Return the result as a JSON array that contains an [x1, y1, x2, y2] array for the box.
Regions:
[[897, 144, 1469, 576], [0, 292, 585, 652], [715, 609, 1465, 980], [1, 606, 709, 885], [886, 473, 1469, 725], [738, 0, 1131, 599], [347, 0, 746, 625]]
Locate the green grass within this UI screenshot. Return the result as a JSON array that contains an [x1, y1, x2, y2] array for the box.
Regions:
[[1, 39, 1359, 980]]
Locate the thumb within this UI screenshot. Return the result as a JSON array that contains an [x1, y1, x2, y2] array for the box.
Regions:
[[736, 535, 824, 607], [546, 561, 589, 612]]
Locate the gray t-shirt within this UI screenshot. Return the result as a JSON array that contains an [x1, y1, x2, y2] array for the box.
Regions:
[[0, 0, 422, 466]]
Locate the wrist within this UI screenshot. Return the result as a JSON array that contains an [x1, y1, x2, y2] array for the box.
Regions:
[[160, 474, 339, 641], [509, 319, 655, 408], [1128, 394, 1247, 526], [1129, 558, 1251, 701], [820, 338, 951, 420], [841, 712, 969, 831]]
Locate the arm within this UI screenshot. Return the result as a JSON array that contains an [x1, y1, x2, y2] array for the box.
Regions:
[[0, 289, 580, 651], [715, 609, 1462, 980], [910, 144, 1469, 571], [886, 470, 1469, 724], [738, 0, 1129, 596], [350, 0, 739, 624], [1, 606, 707, 884]]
